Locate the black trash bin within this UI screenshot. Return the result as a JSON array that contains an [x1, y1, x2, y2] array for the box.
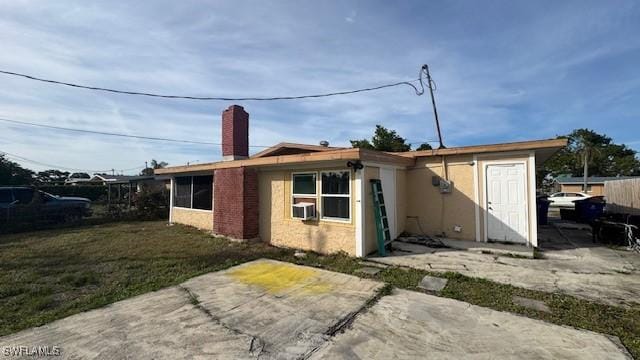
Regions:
[[574, 196, 605, 223], [537, 197, 551, 225]]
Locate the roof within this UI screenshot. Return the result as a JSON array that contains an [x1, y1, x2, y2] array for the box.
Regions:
[[156, 148, 414, 175], [556, 176, 638, 184], [396, 138, 568, 158], [156, 138, 567, 176], [251, 142, 344, 158], [91, 174, 156, 184]]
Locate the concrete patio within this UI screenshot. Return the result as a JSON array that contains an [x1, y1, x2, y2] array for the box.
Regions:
[[0, 260, 631, 359]]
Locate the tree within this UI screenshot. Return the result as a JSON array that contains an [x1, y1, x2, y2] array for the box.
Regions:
[[0, 155, 35, 185], [415, 143, 433, 151], [141, 159, 168, 176], [36, 169, 70, 184], [542, 129, 640, 189], [350, 125, 411, 152]]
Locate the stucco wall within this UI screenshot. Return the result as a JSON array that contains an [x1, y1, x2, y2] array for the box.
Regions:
[[172, 207, 213, 231], [258, 169, 356, 255], [405, 155, 477, 241]]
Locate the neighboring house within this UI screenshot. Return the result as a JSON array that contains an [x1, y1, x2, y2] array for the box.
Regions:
[[156, 105, 567, 256], [553, 176, 636, 196], [90, 174, 167, 192]]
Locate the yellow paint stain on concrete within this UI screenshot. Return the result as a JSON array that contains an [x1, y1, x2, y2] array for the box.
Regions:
[[228, 262, 332, 295]]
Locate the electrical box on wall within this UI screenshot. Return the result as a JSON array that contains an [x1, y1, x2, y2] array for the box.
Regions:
[[439, 179, 452, 193]]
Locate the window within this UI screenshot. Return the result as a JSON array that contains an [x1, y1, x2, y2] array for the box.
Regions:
[[0, 189, 12, 203], [192, 176, 213, 210], [293, 173, 316, 196], [174, 175, 213, 210], [13, 188, 34, 204], [174, 177, 192, 208], [321, 171, 350, 220]]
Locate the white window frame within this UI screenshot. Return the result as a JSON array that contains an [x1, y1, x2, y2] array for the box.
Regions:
[[320, 170, 351, 223], [291, 172, 318, 219]]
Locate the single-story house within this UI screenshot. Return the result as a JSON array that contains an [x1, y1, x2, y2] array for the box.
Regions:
[[553, 176, 637, 196], [156, 105, 567, 256]]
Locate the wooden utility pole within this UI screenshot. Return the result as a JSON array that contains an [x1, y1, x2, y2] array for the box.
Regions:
[[423, 65, 445, 149]]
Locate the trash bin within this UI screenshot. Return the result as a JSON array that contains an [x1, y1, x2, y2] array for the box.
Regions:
[[537, 197, 551, 225], [574, 196, 605, 223]]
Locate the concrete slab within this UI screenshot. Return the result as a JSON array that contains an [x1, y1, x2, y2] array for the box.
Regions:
[[418, 275, 448, 292], [512, 295, 551, 313], [372, 227, 640, 307], [0, 287, 257, 360], [355, 266, 382, 276], [0, 260, 382, 359], [313, 289, 632, 360], [181, 259, 383, 359]]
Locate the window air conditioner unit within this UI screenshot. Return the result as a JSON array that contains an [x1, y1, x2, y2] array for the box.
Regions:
[[292, 202, 316, 220]]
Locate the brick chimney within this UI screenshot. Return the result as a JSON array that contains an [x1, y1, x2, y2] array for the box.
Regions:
[[221, 105, 249, 161], [213, 105, 259, 240]]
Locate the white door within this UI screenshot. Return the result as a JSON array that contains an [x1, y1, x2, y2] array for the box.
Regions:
[[486, 163, 528, 243], [379, 168, 397, 239]]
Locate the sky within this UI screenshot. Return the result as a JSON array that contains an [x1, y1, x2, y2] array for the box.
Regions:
[[0, 0, 639, 174]]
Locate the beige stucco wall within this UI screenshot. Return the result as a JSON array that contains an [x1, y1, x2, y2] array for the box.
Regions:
[[405, 154, 477, 241], [258, 168, 356, 255], [404, 151, 536, 245], [172, 207, 213, 231]]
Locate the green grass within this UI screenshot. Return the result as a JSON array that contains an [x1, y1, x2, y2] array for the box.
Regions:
[[0, 221, 638, 358]]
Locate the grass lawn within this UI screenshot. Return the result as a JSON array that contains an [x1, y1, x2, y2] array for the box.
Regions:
[[1, 221, 638, 358]]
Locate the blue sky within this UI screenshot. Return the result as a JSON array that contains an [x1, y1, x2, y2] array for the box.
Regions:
[[0, 1, 638, 173]]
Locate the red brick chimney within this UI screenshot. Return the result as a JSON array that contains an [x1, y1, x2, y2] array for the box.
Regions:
[[213, 105, 259, 240], [221, 105, 249, 161]]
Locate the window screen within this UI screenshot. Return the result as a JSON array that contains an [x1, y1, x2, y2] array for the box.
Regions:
[[293, 173, 316, 195], [174, 177, 192, 208], [321, 171, 350, 220], [192, 176, 213, 210]]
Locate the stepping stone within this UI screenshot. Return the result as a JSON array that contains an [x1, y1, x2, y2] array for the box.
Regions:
[[355, 267, 382, 276], [512, 295, 551, 313], [418, 275, 448, 292]]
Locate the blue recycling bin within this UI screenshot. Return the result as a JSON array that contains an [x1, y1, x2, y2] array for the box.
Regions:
[[537, 197, 551, 225], [574, 197, 605, 223]]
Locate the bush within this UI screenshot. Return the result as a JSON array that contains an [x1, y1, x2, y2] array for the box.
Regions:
[[39, 185, 107, 201], [133, 188, 169, 220]]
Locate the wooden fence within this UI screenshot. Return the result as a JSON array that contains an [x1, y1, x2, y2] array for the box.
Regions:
[[604, 178, 640, 215]]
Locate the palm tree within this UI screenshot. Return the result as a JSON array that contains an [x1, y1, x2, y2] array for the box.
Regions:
[[574, 132, 601, 192]]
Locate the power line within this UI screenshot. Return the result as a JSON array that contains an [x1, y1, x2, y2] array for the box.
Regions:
[[0, 150, 144, 173], [0, 116, 439, 148], [0, 69, 426, 101], [0, 117, 272, 147]]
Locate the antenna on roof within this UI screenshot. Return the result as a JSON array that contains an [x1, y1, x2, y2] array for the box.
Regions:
[[422, 64, 445, 149]]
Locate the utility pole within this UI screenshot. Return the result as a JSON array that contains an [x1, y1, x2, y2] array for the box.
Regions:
[[423, 64, 445, 149]]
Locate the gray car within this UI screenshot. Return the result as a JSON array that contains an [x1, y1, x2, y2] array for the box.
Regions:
[[0, 187, 92, 223]]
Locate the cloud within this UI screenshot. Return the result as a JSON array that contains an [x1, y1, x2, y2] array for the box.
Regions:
[[0, 0, 638, 173]]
